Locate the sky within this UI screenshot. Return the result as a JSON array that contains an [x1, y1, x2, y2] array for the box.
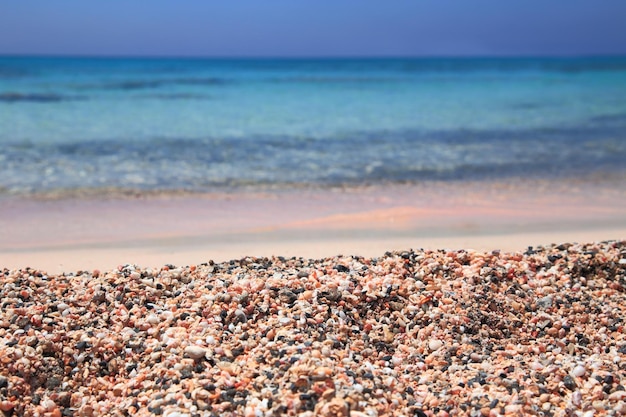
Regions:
[[1, 1, 626, 57]]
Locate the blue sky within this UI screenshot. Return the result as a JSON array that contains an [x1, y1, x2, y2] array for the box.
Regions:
[[1, 1, 625, 57]]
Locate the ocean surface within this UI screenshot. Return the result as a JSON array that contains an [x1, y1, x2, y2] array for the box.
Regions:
[[1, 56, 626, 196]]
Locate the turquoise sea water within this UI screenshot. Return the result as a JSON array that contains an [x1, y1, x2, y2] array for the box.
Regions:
[[1, 56, 625, 195]]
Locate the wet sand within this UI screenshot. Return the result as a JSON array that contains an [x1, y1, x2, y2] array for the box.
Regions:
[[1, 180, 625, 273]]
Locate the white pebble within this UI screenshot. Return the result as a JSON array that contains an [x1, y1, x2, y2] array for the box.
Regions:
[[146, 314, 160, 325], [429, 339, 443, 351], [184, 345, 207, 360], [609, 390, 626, 401], [572, 365, 586, 377], [42, 399, 56, 411]]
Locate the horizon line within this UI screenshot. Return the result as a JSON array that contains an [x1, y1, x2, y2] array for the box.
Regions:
[[2, 52, 626, 61]]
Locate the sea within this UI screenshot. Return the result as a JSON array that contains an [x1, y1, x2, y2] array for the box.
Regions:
[[1, 56, 626, 196]]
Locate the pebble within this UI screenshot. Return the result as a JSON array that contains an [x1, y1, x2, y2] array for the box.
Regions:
[[0, 240, 625, 416], [429, 339, 443, 351], [609, 391, 626, 401], [56, 302, 70, 312], [572, 365, 587, 377], [0, 401, 15, 412], [536, 295, 553, 308], [184, 345, 207, 360], [146, 313, 160, 324]]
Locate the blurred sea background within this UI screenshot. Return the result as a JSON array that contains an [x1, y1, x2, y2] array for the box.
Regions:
[[1, 56, 626, 197]]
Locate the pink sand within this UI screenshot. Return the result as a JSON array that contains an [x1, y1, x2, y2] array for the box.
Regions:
[[1, 180, 625, 273]]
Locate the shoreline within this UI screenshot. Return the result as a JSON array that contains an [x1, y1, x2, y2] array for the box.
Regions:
[[2, 179, 625, 274]]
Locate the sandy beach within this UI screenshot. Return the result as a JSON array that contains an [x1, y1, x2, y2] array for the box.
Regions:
[[2, 179, 626, 274], [2, 7, 626, 415], [2, 179, 626, 415]]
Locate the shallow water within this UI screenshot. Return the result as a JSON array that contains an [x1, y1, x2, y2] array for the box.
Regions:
[[1, 56, 625, 195]]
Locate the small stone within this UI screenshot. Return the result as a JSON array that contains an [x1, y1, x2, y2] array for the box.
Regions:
[[42, 399, 56, 411], [609, 390, 626, 401], [312, 367, 333, 381], [146, 314, 160, 325], [0, 401, 15, 412], [184, 346, 207, 360], [316, 397, 349, 417], [563, 375, 577, 390], [279, 289, 297, 305], [75, 341, 90, 350], [572, 365, 586, 377], [56, 302, 70, 312], [537, 296, 553, 308], [0, 376, 7, 388], [470, 353, 482, 362], [216, 361, 239, 375], [618, 258, 626, 265], [504, 404, 521, 414], [429, 340, 443, 351], [112, 383, 125, 397]]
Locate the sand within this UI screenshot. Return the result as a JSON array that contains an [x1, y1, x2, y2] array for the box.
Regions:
[[1, 180, 626, 273], [2, 179, 626, 416]]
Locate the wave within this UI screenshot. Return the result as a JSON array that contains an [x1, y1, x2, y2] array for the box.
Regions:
[[1, 120, 625, 195], [0, 92, 86, 103]]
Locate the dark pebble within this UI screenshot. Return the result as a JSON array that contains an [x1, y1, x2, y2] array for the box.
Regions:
[[45, 376, 62, 389], [0, 376, 7, 388], [75, 341, 90, 350], [148, 406, 163, 415], [563, 375, 577, 391]]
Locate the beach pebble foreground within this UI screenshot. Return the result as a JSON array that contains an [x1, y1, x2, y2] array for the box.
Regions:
[[2, 241, 626, 416]]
